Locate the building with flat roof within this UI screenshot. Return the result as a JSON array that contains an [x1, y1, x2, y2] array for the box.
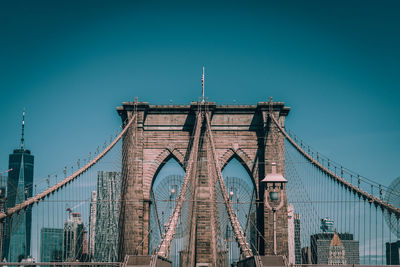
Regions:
[[0, 176, 7, 261], [89, 191, 97, 260], [40, 228, 63, 264], [386, 240, 400, 265], [294, 214, 301, 264], [93, 171, 121, 262], [288, 205, 302, 264], [310, 232, 359, 264], [309, 219, 359, 264]]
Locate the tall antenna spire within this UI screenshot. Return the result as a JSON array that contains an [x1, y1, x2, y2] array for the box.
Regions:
[[21, 109, 25, 150], [201, 65, 205, 103]]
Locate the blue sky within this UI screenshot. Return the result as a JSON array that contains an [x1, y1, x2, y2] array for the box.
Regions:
[[1, 0, 399, 188]]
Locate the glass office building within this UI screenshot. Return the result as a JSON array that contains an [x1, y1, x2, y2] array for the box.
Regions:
[[40, 228, 63, 263], [3, 148, 34, 262]]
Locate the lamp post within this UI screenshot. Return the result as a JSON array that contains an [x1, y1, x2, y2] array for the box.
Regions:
[[262, 162, 287, 255], [170, 187, 175, 208]]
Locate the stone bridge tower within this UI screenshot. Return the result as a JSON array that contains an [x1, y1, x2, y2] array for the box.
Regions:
[[117, 101, 290, 264]]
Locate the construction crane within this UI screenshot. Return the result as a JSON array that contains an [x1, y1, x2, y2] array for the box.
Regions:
[[0, 169, 12, 176]]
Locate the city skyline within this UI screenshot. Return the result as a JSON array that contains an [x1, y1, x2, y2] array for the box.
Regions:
[[0, 100, 397, 264], [0, 1, 399, 192], [0, 1, 399, 266]]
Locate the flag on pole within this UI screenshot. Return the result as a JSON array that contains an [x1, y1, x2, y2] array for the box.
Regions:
[[201, 65, 205, 103]]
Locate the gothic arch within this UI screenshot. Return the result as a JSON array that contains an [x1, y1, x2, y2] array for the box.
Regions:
[[219, 147, 257, 194], [219, 148, 253, 174], [146, 145, 185, 194]]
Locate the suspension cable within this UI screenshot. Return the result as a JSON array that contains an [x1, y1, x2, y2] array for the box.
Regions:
[[269, 113, 400, 217], [205, 112, 253, 258], [0, 114, 137, 221], [157, 110, 202, 258]]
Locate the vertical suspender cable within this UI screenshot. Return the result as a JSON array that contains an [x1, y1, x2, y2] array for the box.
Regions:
[[338, 182, 340, 232], [340, 183, 343, 232], [313, 157, 316, 222], [369, 202, 372, 264], [332, 166, 336, 228], [353, 188, 356, 241], [357, 194, 365, 264], [375, 204, 378, 265], [319, 166, 322, 228], [344, 187, 346, 236], [347, 187, 350, 234], [342, 184, 345, 233], [344, 186, 347, 234], [381, 208, 384, 265], [36, 187, 39, 262], [334, 181, 337, 231], [363, 199, 366, 264], [389, 212, 392, 265], [329, 175, 332, 230], [53, 183, 55, 262], [57, 175, 60, 263], [346, 182, 348, 233]]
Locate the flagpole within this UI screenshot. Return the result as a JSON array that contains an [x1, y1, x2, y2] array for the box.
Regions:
[[201, 65, 205, 103]]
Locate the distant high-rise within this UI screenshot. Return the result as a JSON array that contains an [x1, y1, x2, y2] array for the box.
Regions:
[[63, 212, 85, 262], [89, 191, 97, 260], [0, 176, 7, 261], [40, 228, 63, 264], [3, 111, 34, 262], [94, 171, 121, 262], [288, 205, 295, 265], [81, 230, 89, 262], [288, 205, 301, 265], [294, 213, 301, 264], [386, 240, 400, 265]]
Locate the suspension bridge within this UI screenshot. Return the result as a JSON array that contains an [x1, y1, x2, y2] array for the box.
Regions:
[[1, 100, 399, 267]]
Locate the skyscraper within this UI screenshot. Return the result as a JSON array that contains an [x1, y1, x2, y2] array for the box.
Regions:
[[288, 205, 295, 265], [288, 205, 302, 265], [89, 191, 97, 260], [294, 213, 301, 264], [0, 175, 7, 261], [40, 228, 63, 264], [94, 171, 121, 262], [63, 211, 85, 262], [3, 111, 34, 262]]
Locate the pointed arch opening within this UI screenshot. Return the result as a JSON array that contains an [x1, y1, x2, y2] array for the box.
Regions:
[[221, 156, 257, 264], [149, 157, 185, 266]]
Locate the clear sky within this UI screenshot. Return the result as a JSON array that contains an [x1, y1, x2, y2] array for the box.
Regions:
[[1, 0, 399, 188]]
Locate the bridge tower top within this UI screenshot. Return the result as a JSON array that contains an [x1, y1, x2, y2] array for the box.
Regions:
[[116, 101, 290, 122]]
